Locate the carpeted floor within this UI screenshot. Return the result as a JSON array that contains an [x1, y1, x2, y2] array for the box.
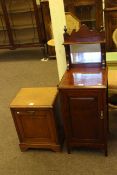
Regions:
[[0, 48, 117, 175]]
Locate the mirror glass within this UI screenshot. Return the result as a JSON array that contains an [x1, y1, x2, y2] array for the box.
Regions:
[[70, 44, 101, 64]]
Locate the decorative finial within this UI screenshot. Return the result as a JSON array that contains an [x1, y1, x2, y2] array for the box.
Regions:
[[64, 26, 67, 33]]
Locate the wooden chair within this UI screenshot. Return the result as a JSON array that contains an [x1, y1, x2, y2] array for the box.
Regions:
[[112, 28, 117, 48], [46, 12, 80, 58], [65, 12, 80, 35]]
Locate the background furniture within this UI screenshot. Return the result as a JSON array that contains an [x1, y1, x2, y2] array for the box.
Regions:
[[63, 0, 103, 30], [105, 0, 117, 7], [65, 12, 80, 34], [108, 69, 117, 110], [10, 87, 64, 152], [0, 0, 53, 57], [59, 25, 108, 155], [40, 0, 55, 58], [104, 1, 117, 51]]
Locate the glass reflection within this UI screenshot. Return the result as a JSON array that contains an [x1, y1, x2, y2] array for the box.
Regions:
[[70, 44, 101, 64], [73, 72, 102, 86]]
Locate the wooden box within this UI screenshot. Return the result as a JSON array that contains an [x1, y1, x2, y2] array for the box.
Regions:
[[10, 87, 64, 152]]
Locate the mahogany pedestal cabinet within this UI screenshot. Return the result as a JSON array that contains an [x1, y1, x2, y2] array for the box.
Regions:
[[10, 87, 63, 152], [58, 25, 108, 156], [59, 67, 108, 156]]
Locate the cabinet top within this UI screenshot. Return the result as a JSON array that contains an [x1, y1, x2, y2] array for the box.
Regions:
[[10, 87, 58, 108], [59, 67, 108, 89]]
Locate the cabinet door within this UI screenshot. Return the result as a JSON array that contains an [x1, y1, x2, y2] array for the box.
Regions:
[[12, 109, 57, 144], [60, 89, 106, 143]]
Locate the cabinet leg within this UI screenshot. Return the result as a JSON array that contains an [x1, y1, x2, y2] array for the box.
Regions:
[[42, 43, 48, 60], [104, 147, 108, 156], [51, 145, 62, 152], [66, 142, 71, 154], [67, 148, 71, 154], [19, 144, 28, 152]]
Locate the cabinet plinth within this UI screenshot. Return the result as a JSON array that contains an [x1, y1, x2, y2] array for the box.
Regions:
[[10, 87, 64, 152]]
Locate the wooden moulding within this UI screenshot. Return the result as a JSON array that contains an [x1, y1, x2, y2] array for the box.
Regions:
[[64, 24, 105, 45]]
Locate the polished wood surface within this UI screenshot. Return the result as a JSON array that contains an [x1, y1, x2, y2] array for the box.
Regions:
[[10, 87, 58, 108], [59, 67, 108, 155], [10, 87, 63, 152], [59, 67, 108, 88]]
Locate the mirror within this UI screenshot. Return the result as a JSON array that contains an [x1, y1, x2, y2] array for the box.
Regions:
[[70, 44, 101, 64]]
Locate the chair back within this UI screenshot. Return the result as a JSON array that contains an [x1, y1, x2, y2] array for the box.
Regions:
[[112, 28, 117, 48]]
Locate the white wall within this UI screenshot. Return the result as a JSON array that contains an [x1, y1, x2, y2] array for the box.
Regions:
[[49, 0, 67, 80]]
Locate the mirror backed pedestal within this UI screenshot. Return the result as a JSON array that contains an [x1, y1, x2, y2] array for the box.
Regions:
[[58, 25, 108, 156]]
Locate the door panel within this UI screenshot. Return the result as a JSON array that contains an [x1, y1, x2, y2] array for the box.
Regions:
[[14, 110, 56, 143], [61, 89, 104, 143], [69, 96, 103, 141]]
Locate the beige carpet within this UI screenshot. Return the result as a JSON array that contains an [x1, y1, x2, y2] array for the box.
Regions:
[[0, 48, 117, 175]]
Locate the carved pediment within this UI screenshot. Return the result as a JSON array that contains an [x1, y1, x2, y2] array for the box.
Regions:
[[64, 24, 105, 44]]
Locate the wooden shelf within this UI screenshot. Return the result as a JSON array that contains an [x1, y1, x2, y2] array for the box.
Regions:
[[13, 27, 39, 44], [11, 24, 36, 30], [6, 0, 34, 13], [0, 30, 9, 44], [0, 0, 49, 49], [81, 19, 96, 22]]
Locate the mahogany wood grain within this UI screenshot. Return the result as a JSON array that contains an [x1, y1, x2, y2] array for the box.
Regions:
[[59, 67, 108, 88]]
